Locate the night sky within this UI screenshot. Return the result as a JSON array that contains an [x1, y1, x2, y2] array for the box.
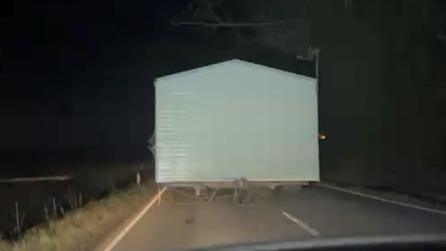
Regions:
[[2, 0, 446, 193], [2, 1, 184, 162], [1, 0, 312, 164]]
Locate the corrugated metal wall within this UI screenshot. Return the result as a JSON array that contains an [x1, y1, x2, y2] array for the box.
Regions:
[[155, 60, 319, 183]]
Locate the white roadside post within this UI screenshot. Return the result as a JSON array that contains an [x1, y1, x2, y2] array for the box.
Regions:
[[136, 172, 141, 186], [157, 186, 162, 206]]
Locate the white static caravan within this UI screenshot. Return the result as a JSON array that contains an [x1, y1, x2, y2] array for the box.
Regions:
[[153, 59, 319, 191]]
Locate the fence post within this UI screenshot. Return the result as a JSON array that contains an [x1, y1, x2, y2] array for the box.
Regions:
[[52, 197, 57, 217], [15, 201, 20, 235]]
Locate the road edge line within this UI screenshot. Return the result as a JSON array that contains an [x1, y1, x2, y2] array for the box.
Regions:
[[101, 186, 167, 251], [317, 183, 446, 216], [282, 211, 320, 237]]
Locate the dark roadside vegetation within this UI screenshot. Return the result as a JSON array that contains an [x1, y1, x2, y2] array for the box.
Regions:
[[0, 151, 154, 240]]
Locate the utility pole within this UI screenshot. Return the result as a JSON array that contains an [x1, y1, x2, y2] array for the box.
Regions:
[[297, 46, 326, 141], [297, 46, 320, 93]]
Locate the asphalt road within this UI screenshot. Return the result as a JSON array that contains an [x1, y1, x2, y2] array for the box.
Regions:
[[106, 185, 446, 251]]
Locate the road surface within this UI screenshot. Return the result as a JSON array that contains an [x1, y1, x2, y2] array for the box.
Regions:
[[104, 184, 446, 251]]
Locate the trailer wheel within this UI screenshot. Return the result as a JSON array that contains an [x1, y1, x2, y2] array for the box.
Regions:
[[273, 185, 283, 192]]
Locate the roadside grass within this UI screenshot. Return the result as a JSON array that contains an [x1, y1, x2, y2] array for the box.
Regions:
[[0, 183, 155, 251]]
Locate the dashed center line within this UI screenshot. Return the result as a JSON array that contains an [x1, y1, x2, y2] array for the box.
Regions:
[[282, 211, 320, 237]]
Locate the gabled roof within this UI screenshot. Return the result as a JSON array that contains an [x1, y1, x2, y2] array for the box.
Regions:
[[155, 59, 316, 83]]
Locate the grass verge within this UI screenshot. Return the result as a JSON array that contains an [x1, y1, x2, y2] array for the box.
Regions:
[[0, 182, 155, 251]]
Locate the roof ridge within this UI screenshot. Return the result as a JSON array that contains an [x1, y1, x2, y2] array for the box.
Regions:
[[155, 59, 316, 83]]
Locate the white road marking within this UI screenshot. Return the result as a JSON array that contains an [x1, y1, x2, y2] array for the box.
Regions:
[[102, 187, 167, 251], [282, 211, 320, 237], [317, 183, 446, 216]]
